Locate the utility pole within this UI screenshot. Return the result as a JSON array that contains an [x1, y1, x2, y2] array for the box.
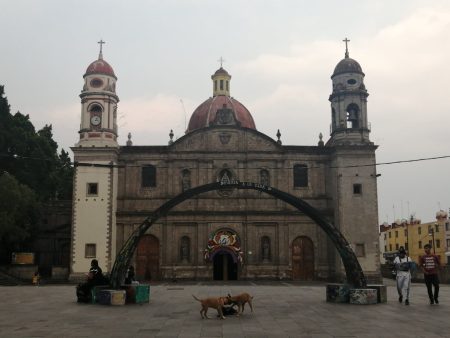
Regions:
[[429, 226, 436, 254]]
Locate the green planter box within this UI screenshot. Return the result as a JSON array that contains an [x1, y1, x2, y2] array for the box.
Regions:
[[121, 284, 150, 304]]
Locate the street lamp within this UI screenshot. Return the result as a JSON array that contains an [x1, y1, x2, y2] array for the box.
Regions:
[[428, 226, 436, 254]]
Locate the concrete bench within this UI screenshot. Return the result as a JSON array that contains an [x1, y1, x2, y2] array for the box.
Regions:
[[90, 285, 110, 304], [349, 289, 378, 305], [97, 289, 126, 305], [326, 283, 350, 303]]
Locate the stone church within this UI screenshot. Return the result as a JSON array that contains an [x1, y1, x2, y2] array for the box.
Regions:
[[70, 43, 381, 283]]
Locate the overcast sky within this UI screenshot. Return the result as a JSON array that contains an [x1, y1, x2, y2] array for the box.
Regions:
[[1, 0, 449, 225]]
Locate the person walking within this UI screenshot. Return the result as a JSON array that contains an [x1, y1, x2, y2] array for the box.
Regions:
[[394, 247, 412, 305], [419, 243, 440, 305]]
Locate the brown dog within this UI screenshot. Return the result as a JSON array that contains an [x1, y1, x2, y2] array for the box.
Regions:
[[227, 292, 254, 315], [192, 295, 227, 319]]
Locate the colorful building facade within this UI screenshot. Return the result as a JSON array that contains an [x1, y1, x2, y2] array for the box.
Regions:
[[380, 211, 449, 265]]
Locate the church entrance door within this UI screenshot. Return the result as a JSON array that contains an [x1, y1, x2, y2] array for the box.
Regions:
[[136, 235, 159, 281], [292, 236, 314, 280], [213, 251, 237, 281]]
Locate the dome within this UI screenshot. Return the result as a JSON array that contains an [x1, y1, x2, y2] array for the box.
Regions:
[[213, 67, 230, 76], [436, 210, 448, 219], [332, 57, 364, 78], [187, 95, 256, 132], [84, 58, 116, 79]]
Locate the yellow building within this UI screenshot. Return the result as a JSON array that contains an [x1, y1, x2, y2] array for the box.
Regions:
[[380, 211, 448, 265]]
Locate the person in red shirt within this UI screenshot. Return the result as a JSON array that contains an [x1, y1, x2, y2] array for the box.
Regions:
[[419, 244, 440, 305]]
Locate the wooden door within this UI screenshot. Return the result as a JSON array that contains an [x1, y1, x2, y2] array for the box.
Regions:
[[213, 252, 237, 281], [136, 235, 159, 281], [292, 236, 314, 280]]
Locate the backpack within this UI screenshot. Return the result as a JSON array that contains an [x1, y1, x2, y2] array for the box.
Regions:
[[398, 257, 414, 272]]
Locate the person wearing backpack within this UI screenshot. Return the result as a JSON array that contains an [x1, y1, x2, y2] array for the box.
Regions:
[[394, 246, 412, 305], [419, 243, 441, 305]]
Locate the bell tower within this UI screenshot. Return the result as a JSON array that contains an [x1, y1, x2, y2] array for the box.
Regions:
[[77, 39, 119, 148], [326, 39, 381, 283], [70, 41, 119, 281], [328, 38, 370, 146]]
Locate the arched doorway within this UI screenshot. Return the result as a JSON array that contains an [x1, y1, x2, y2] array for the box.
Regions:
[[204, 229, 242, 281], [136, 235, 159, 281], [292, 236, 314, 280], [213, 251, 238, 280]]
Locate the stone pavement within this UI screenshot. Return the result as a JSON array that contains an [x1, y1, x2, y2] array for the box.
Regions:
[[0, 279, 449, 338]]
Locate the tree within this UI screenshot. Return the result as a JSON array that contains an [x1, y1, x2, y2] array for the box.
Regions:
[[0, 86, 73, 201], [0, 172, 41, 253], [0, 86, 73, 255], [55, 149, 74, 199]]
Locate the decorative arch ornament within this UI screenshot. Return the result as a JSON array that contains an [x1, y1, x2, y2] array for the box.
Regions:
[[204, 229, 243, 264], [109, 180, 367, 289]]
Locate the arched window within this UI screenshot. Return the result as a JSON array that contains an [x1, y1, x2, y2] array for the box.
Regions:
[[261, 236, 271, 262], [90, 104, 103, 113], [89, 104, 103, 127], [260, 169, 270, 186], [346, 104, 359, 129], [142, 165, 156, 187], [181, 169, 191, 191], [293, 164, 308, 187], [180, 236, 190, 262]]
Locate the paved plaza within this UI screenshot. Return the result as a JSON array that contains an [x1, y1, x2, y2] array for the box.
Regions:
[[0, 279, 449, 338]]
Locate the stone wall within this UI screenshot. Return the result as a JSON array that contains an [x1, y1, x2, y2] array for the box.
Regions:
[[112, 126, 380, 281]]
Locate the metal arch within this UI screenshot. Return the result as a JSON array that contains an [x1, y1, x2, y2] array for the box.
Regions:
[[110, 181, 367, 288]]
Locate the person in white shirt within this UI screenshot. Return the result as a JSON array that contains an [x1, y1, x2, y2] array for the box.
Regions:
[[394, 246, 412, 305]]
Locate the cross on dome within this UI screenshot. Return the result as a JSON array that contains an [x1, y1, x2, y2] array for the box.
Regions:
[[343, 37, 350, 58], [218, 56, 225, 68], [98, 39, 106, 60]]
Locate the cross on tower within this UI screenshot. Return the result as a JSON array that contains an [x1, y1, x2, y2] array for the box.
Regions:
[[98, 39, 106, 59], [343, 37, 350, 58], [218, 56, 225, 68]]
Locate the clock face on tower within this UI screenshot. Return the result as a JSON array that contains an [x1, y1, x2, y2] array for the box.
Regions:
[[90, 115, 101, 126]]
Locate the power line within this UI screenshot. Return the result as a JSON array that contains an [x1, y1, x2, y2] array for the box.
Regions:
[[1, 152, 449, 170]]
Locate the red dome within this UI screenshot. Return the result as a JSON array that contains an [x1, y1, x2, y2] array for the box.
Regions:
[[84, 58, 116, 79], [187, 95, 256, 132]]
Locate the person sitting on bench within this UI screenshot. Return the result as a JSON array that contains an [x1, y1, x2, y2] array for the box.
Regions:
[[124, 265, 136, 285], [76, 259, 108, 303]]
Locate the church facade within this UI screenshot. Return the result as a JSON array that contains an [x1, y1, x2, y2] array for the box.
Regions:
[[70, 44, 381, 283]]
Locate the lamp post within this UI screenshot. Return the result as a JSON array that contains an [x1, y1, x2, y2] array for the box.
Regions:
[[428, 226, 436, 254]]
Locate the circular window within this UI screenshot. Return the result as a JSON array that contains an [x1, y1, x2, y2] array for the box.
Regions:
[[90, 78, 104, 88], [347, 79, 357, 85]]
